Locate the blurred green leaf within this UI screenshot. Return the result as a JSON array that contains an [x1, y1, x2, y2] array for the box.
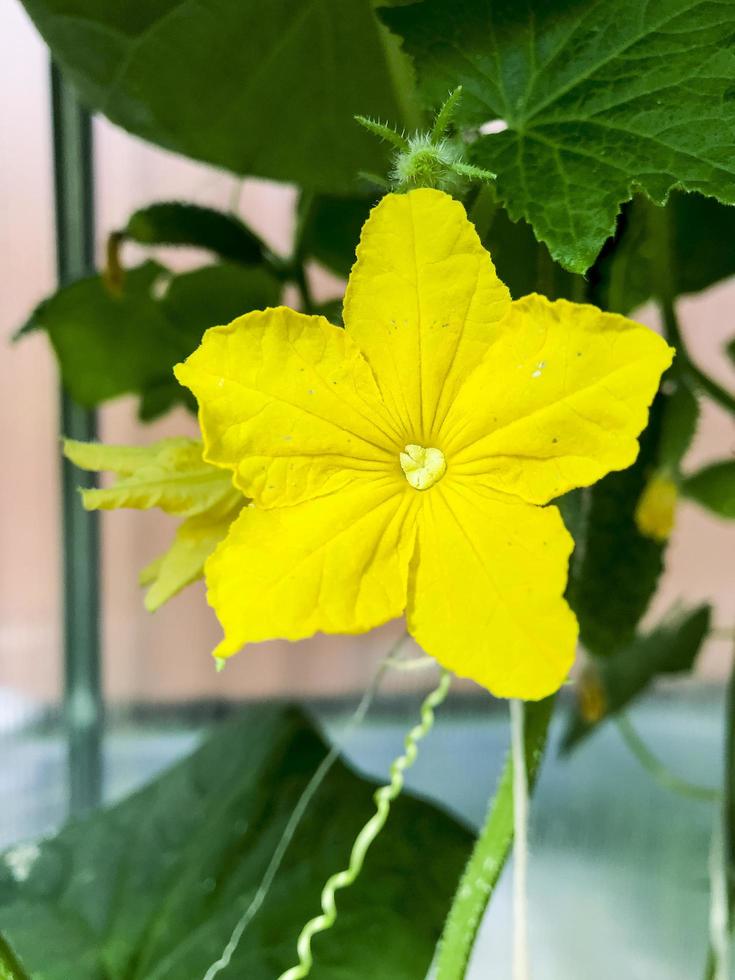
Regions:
[[658, 377, 699, 472], [314, 299, 345, 327], [19, 260, 181, 406], [159, 263, 281, 350], [298, 194, 376, 278], [17, 262, 281, 421], [125, 203, 266, 265], [563, 603, 712, 750], [682, 461, 735, 518], [565, 396, 666, 657], [0, 706, 470, 980], [21, 0, 409, 192], [593, 194, 735, 314], [383, 0, 735, 273], [727, 337, 735, 367]]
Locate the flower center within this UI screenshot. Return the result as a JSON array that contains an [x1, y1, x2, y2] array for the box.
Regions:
[[399, 444, 446, 491]]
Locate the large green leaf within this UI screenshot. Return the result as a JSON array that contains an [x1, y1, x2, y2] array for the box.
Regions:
[[563, 604, 712, 750], [17, 262, 280, 421], [21, 0, 410, 192], [383, 0, 735, 272], [0, 706, 470, 979], [563, 395, 667, 657]]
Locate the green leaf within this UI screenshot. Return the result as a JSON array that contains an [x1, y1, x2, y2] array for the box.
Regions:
[[19, 261, 182, 407], [563, 604, 712, 750], [297, 194, 376, 278], [682, 461, 735, 518], [658, 376, 699, 472], [17, 262, 280, 421], [565, 394, 666, 657], [125, 203, 266, 265], [159, 263, 281, 352], [727, 336, 735, 368], [383, 0, 735, 272], [592, 193, 735, 314], [21, 0, 410, 193], [0, 706, 470, 979]]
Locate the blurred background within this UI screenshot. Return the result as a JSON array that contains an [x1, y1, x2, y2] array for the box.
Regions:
[[2, 2, 734, 977]]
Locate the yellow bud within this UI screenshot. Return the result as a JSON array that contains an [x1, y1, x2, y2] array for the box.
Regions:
[[577, 665, 606, 724], [635, 473, 678, 542]]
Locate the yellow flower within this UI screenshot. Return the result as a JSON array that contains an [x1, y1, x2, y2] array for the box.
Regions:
[[64, 437, 244, 611], [635, 472, 678, 542], [175, 190, 672, 700]]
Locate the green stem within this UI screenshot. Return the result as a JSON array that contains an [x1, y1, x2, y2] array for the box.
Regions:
[[647, 202, 735, 415], [723, 647, 735, 905], [616, 714, 719, 802], [510, 700, 530, 980], [703, 947, 716, 980], [708, 812, 730, 980], [434, 697, 555, 980], [0, 935, 30, 980], [702, 645, 735, 979]]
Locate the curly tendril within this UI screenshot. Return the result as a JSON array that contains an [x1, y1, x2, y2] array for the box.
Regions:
[[277, 668, 452, 980]]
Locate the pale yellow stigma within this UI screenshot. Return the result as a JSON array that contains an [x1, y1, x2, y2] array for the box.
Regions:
[[400, 444, 446, 491]]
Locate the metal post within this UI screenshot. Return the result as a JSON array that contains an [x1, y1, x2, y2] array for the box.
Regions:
[[50, 63, 103, 815]]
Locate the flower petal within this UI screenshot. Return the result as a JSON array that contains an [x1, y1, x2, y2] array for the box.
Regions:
[[64, 437, 239, 517], [343, 189, 511, 444], [140, 501, 242, 612], [408, 482, 577, 700], [442, 295, 673, 505], [206, 478, 418, 658], [175, 307, 401, 507]]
